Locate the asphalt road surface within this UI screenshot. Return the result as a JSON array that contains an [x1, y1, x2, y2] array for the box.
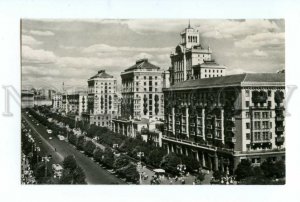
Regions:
[[22, 112, 125, 184]]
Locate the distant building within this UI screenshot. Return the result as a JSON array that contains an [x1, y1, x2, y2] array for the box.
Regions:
[[52, 93, 62, 110], [112, 58, 169, 140], [169, 22, 226, 85], [82, 70, 118, 128], [21, 90, 34, 108], [162, 73, 285, 171], [62, 92, 88, 120]]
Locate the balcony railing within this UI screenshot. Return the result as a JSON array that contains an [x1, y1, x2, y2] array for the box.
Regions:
[[276, 136, 285, 143], [276, 116, 284, 122], [276, 126, 285, 132]]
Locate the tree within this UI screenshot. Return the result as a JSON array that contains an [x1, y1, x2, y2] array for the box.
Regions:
[[117, 163, 139, 183], [93, 148, 104, 163], [195, 171, 206, 184], [72, 166, 86, 184], [76, 136, 85, 151], [160, 153, 181, 175], [181, 155, 201, 172], [63, 155, 77, 171], [102, 148, 115, 168], [84, 140, 96, 156], [33, 162, 52, 184], [114, 155, 130, 169], [261, 159, 285, 179], [235, 160, 253, 181], [147, 149, 165, 168], [68, 133, 77, 146]]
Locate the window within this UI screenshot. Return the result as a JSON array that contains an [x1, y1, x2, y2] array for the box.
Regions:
[[268, 101, 271, 107], [268, 90, 271, 97], [144, 76, 146, 80], [136, 76, 138, 80], [136, 82, 139, 86], [246, 133, 251, 140], [262, 112, 269, 118], [144, 82, 146, 86], [245, 90, 250, 97], [254, 121, 261, 130], [246, 122, 250, 129], [246, 101, 249, 107], [144, 88, 147, 91], [155, 82, 158, 86], [254, 112, 260, 119], [149, 87, 152, 91], [136, 88, 139, 92], [246, 112, 250, 118]]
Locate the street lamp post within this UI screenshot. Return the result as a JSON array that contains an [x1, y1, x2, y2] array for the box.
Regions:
[[177, 163, 186, 184], [137, 152, 144, 184], [42, 155, 52, 178]]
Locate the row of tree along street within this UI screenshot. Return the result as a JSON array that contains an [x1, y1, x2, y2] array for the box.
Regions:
[[26, 106, 285, 184], [22, 114, 86, 184]]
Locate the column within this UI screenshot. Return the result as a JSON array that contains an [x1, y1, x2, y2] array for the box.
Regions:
[[186, 106, 189, 138], [183, 53, 187, 81], [180, 146, 183, 155], [196, 151, 199, 161], [172, 107, 175, 135], [214, 153, 219, 171], [122, 124, 125, 136], [202, 152, 206, 167], [221, 108, 225, 144], [167, 144, 170, 154], [220, 157, 224, 173], [202, 108, 205, 140]]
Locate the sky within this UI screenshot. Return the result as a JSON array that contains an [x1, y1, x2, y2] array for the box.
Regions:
[[21, 19, 285, 92]]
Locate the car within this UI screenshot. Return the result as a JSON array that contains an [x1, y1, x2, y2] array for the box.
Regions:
[[36, 123, 39, 126], [49, 137, 53, 140], [47, 129, 52, 134]]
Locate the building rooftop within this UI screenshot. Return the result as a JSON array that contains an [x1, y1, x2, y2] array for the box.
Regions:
[[165, 73, 285, 91], [124, 58, 160, 72], [90, 70, 114, 79]]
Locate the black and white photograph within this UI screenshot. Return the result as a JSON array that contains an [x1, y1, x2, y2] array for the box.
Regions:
[[21, 19, 286, 185]]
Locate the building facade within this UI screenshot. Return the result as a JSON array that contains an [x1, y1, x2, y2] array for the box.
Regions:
[[52, 94, 62, 110], [112, 58, 169, 139], [169, 23, 226, 85], [120, 58, 167, 120], [62, 92, 88, 119], [83, 70, 118, 128], [162, 73, 285, 172]]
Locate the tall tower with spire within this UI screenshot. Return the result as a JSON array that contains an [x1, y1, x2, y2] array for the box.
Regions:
[[180, 20, 200, 49], [169, 21, 227, 85]]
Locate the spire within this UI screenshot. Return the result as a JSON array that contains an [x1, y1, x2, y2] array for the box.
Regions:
[[188, 19, 191, 28]]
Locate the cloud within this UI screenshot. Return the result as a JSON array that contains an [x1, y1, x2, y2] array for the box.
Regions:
[[22, 35, 43, 46], [29, 30, 55, 36], [82, 43, 172, 54], [22, 46, 57, 64], [234, 32, 285, 49], [196, 19, 281, 39], [242, 49, 268, 57]]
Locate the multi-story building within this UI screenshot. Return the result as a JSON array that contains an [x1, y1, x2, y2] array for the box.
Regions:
[[52, 94, 62, 110], [112, 58, 170, 138], [83, 70, 118, 128], [62, 92, 87, 119], [162, 73, 285, 172], [169, 23, 226, 85]]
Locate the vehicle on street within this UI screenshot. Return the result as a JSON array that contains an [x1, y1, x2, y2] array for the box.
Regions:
[[47, 129, 52, 134], [49, 137, 53, 140]]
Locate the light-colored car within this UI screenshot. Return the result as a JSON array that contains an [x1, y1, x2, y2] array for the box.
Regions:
[[47, 129, 52, 134], [49, 137, 53, 140]]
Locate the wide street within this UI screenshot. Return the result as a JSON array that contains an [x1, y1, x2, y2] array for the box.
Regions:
[[22, 112, 125, 184]]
